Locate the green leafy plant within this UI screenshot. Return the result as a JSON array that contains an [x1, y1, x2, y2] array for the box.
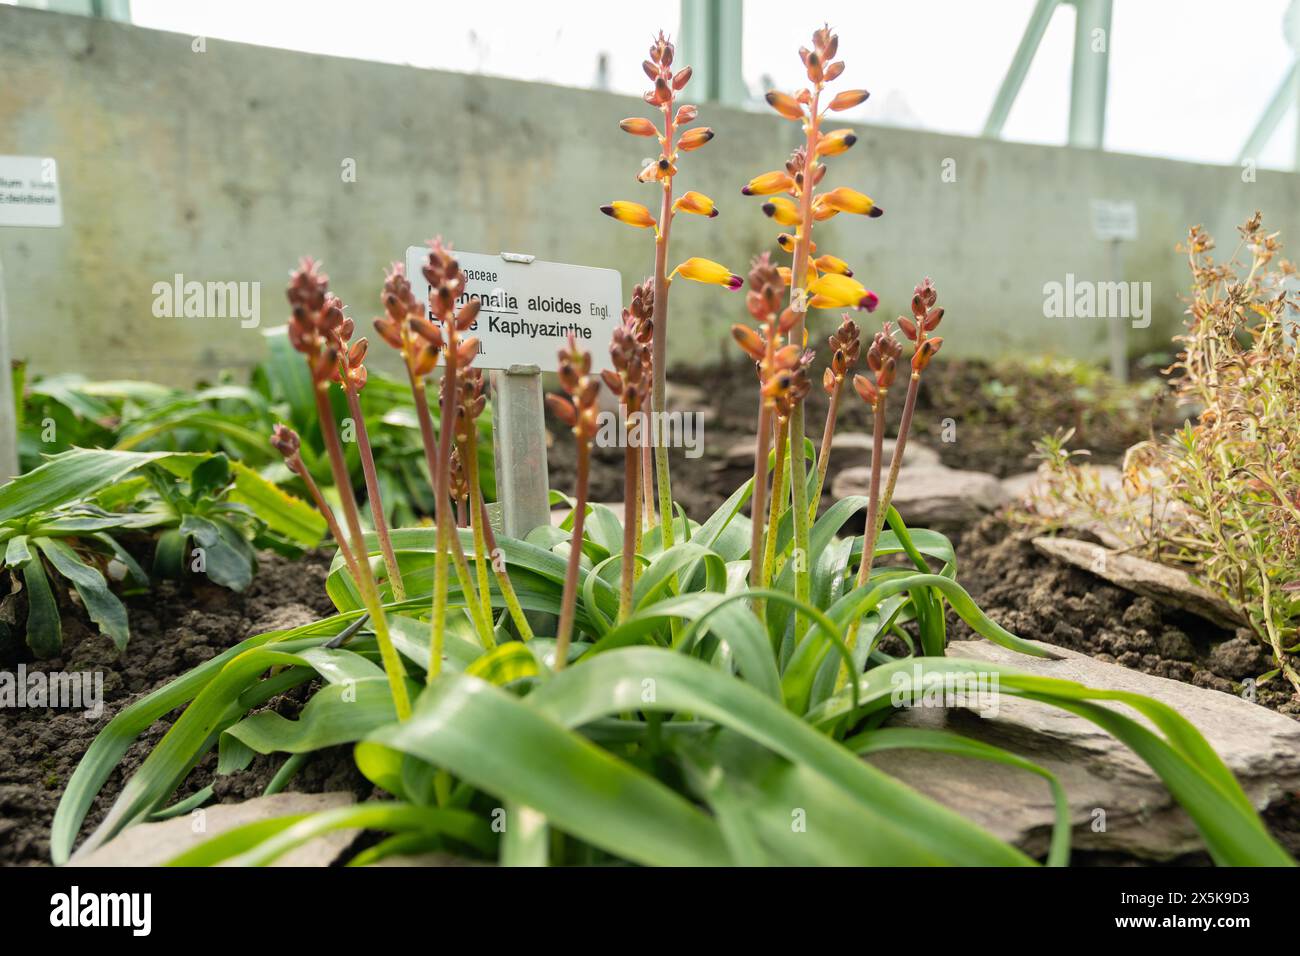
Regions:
[[1022, 213, 1300, 695], [0, 447, 322, 657], [46, 31, 1294, 870]]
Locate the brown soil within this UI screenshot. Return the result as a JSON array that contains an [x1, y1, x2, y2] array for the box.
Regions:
[[952, 515, 1300, 719], [0, 551, 369, 867], [547, 357, 1178, 522]]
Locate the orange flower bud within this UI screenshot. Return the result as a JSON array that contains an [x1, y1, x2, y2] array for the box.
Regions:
[[813, 254, 853, 276], [741, 170, 795, 196], [765, 90, 805, 121], [829, 89, 870, 111], [600, 200, 657, 229], [815, 129, 858, 158], [677, 127, 715, 151], [852, 373, 879, 405], [412, 317, 442, 345], [413, 343, 440, 377], [672, 66, 692, 90], [546, 393, 577, 427], [457, 337, 480, 364], [732, 324, 766, 361], [673, 190, 718, 217], [374, 315, 404, 350], [674, 104, 698, 125], [912, 336, 943, 371], [821, 186, 882, 217], [456, 298, 480, 331], [761, 196, 800, 226], [811, 196, 839, 221], [620, 116, 658, 137]]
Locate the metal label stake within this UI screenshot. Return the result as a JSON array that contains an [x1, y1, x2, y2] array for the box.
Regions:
[[490, 252, 550, 540], [403, 245, 621, 540], [490, 362, 551, 539]]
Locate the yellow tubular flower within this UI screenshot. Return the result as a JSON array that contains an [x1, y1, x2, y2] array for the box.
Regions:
[[761, 196, 801, 226], [808, 273, 879, 311], [816, 129, 858, 158], [777, 266, 792, 286], [813, 254, 853, 277], [672, 257, 743, 290], [821, 186, 883, 218], [742, 171, 795, 196], [673, 191, 719, 218], [600, 201, 657, 229]]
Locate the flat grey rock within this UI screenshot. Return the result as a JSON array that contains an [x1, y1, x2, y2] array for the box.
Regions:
[[1000, 470, 1044, 501], [867, 640, 1300, 861], [725, 433, 940, 472], [1031, 536, 1243, 629], [72, 791, 358, 867], [833, 464, 1008, 530]]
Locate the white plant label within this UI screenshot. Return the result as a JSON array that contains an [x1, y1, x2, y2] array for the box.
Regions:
[[404, 247, 620, 372], [1089, 199, 1137, 242], [0, 156, 62, 228]]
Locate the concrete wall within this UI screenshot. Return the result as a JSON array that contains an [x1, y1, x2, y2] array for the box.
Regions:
[[2, 6, 1298, 385]]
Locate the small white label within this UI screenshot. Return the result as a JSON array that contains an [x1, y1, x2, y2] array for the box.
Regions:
[[1090, 199, 1137, 242], [0, 156, 62, 227], [404, 247, 620, 372]]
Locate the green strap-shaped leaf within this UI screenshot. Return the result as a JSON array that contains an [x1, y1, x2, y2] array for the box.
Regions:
[[20, 551, 61, 658], [847, 726, 1072, 867], [808, 656, 1294, 867], [367, 674, 732, 866], [35, 537, 130, 651], [528, 647, 1031, 865], [167, 801, 494, 866], [0, 448, 191, 522]]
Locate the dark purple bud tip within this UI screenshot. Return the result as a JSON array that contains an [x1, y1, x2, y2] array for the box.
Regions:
[[599, 204, 615, 218], [709, 208, 719, 218], [860, 291, 880, 312], [727, 274, 744, 291], [741, 186, 755, 195], [761, 202, 776, 218], [869, 206, 884, 218], [845, 134, 858, 148]]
